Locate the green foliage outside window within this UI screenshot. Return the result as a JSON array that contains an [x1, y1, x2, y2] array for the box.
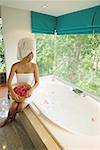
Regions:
[[36, 34, 100, 97], [0, 18, 6, 73], [36, 34, 55, 76]]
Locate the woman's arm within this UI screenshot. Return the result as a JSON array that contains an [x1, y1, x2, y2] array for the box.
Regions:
[[26, 64, 39, 97], [7, 63, 20, 101], [31, 64, 39, 90]]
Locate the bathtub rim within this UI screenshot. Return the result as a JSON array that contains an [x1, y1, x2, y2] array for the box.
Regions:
[[27, 105, 100, 149], [40, 75, 100, 103], [30, 76, 100, 136]]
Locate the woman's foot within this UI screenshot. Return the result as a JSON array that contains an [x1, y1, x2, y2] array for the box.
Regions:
[[0, 118, 10, 128], [0, 112, 17, 128]]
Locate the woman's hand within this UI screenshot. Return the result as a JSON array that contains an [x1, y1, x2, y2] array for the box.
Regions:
[[11, 93, 25, 103], [26, 88, 33, 98], [15, 96, 26, 102], [10, 91, 20, 102]]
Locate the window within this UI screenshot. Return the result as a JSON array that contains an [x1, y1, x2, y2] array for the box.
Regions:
[[0, 18, 5, 73], [0, 18, 6, 83], [36, 34, 55, 76], [36, 34, 100, 97]]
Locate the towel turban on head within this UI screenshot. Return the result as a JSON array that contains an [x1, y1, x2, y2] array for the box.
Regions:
[[17, 37, 34, 60]]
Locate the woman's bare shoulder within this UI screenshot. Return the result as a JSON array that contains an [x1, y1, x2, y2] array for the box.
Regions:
[[11, 62, 20, 70], [31, 63, 38, 73], [31, 63, 38, 69]]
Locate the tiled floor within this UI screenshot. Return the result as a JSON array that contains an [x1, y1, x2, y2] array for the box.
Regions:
[[0, 117, 36, 150], [0, 84, 9, 120], [0, 84, 36, 150]]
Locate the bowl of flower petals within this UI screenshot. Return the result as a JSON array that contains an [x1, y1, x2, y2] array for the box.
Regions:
[[12, 82, 31, 98]]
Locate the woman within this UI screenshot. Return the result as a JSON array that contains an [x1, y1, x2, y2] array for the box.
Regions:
[[0, 37, 39, 127]]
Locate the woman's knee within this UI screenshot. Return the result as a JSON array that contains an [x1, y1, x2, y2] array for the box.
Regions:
[[10, 101, 18, 111], [17, 105, 23, 112], [17, 103, 27, 112]]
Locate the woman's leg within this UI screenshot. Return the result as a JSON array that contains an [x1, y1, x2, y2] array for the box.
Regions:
[[8, 101, 19, 121], [0, 101, 19, 127], [16, 102, 28, 113], [0, 101, 28, 128]]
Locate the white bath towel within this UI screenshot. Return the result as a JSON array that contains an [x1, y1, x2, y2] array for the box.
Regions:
[[17, 37, 34, 60]]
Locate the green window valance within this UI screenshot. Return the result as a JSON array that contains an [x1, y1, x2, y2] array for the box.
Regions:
[[56, 6, 95, 34], [56, 5, 100, 34], [92, 5, 100, 33], [31, 5, 100, 34], [31, 11, 56, 34]]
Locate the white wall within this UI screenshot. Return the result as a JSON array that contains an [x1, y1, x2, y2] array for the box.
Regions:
[[1, 6, 36, 83], [0, 6, 1, 17]]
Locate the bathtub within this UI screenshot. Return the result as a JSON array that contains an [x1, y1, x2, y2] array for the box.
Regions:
[[31, 76, 100, 136]]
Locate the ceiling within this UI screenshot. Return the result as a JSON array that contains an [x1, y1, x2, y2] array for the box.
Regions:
[[0, 0, 100, 16]]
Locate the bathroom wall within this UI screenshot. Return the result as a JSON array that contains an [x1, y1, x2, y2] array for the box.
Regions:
[[1, 6, 36, 83]]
